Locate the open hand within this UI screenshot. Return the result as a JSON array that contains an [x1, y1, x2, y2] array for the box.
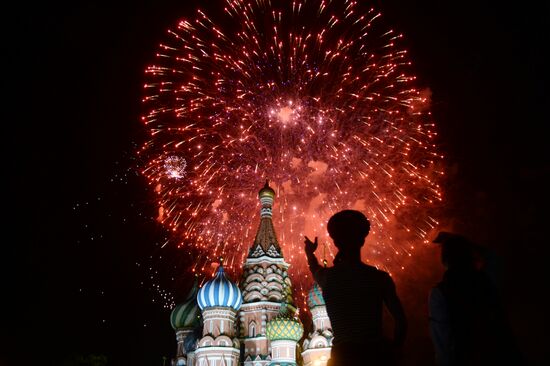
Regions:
[[304, 236, 318, 255]]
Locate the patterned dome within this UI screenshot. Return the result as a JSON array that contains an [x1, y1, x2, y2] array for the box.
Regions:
[[170, 279, 201, 330], [197, 264, 242, 310], [307, 282, 325, 308], [266, 305, 304, 342]]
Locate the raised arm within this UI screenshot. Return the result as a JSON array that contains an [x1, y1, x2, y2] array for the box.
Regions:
[[304, 236, 327, 287]]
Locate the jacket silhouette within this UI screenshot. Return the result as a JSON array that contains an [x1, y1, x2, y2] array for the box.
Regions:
[[429, 232, 523, 366]]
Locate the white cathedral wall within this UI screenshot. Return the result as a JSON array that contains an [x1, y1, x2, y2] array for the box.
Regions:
[[187, 352, 195, 366], [301, 347, 331, 366], [270, 340, 297, 363], [194, 347, 240, 366], [202, 307, 237, 338], [311, 306, 331, 331]]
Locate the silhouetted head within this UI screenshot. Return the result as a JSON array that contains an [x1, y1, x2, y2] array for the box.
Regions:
[[433, 231, 476, 270], [327, 210, 370, 250]]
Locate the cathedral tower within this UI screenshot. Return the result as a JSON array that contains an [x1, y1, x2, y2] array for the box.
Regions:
[[301, 283, 333, 366], [266, 304, 304, 366], [170, 278, 201, 366], [239, 181, 294, 365], [195, 264, 242, 366]]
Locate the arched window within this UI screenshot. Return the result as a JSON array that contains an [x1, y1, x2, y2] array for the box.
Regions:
[[249, 321, 256, 337]]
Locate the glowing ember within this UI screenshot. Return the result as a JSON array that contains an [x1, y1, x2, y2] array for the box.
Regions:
[[278, 106, 293, 123]]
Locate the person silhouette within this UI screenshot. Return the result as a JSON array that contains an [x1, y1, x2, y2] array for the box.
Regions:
[[304, 209, 407, 366], [429, 232, 524, 366]]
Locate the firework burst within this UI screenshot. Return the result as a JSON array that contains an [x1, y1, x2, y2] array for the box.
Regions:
[[139, 0, 444, 308]]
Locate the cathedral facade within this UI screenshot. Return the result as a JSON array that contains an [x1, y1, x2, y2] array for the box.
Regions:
[[169, 183, 333, 366]]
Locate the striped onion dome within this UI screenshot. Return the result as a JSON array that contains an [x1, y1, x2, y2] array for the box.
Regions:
[[266, 304, 304, 342], [197, 264, 242, 311], [170, 278, 201, 330], [307, 282, 325, 308]]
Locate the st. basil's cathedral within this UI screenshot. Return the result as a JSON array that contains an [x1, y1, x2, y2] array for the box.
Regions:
[[169, 183, 333, 366]]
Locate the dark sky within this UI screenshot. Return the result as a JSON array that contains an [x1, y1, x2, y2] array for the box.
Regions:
[[5, 1, 548, 365]]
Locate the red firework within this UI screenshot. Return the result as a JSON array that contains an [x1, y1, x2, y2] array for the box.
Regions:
[[139, 0, 444, 308]]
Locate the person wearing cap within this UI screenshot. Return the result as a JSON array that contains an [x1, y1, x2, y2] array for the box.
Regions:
[[304, 209, 407, 366], [429, 232, 522, 366]]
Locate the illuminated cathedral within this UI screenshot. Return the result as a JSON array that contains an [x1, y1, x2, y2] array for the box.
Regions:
[[169, 183, 333, 366]]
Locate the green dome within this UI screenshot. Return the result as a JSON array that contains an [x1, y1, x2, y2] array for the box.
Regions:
[[170, 279, 201, 330], [266, 305, 304, 342]]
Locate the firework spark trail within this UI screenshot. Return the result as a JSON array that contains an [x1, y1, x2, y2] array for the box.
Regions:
[[139, 0, 444, 309]]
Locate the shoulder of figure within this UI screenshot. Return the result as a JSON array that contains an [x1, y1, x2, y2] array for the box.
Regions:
[[359, 262, 378, 271], [371, 265, 392, 278], [362, 265, 395, 284]]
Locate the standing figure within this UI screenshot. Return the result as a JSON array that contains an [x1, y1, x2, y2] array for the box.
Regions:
[[429, 232, 523, 366], [304, 209, 407, 366]]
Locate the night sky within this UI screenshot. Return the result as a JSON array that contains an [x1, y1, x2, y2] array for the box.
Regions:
[[5, 1, 548, 365]]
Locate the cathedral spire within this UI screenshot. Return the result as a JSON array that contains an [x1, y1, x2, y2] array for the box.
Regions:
[[248, 181, 282, 258]]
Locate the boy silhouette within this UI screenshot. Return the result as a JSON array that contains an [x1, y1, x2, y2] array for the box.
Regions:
[[305, 209, 407, 365]]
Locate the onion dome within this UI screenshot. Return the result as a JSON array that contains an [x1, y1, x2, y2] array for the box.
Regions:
[[307, 282, 325, 309], [258, 180, 276, 219], [197, 264, 242, 311], [170, 278, 201, 330], [266, 304, 304, 342], [258, 180, 276, 200]]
